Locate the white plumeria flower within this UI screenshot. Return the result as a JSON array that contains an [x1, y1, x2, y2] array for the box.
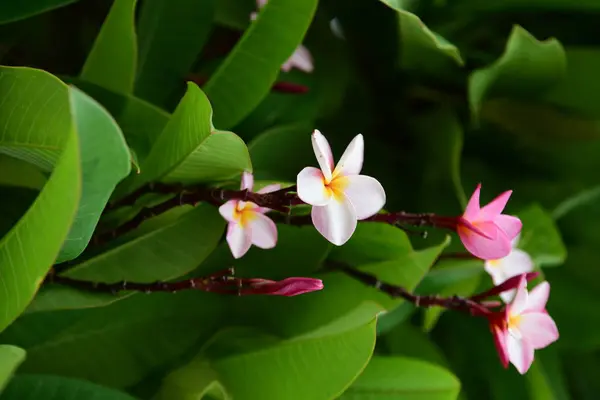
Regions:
[[219, 172, 281, 259], [296, 130, 386, 246], [484, 234, 534, 303], [250, 0, 314, 73]]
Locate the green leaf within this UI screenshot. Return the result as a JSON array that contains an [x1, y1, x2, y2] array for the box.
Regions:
[[185, 322, 376, 400], [553, 184, 600, 220], [214, 0, 251, 30], [340, 356, 460, 400], [157, 359, 230, 400], [469, 25, 566, 121], [444, 0, 600, 13], [203, 0, 318, 129], [136, 0, 216, 106], [0, 345, 26, 392], [57, 86, 131, 262], [0, 124, 81, 333], [0, 156, 46, 190], [517, 204, 566, 267], [0, 374, 136, 399], [80, 0, 138, 94], [526, 349, 570, 400], [381, 4, 463, 75], [382, 323, 449, 368], [126, 83, 251, 192], [0, 0, 76, 24], [27, 204, 225, 312], [7, 292, 225, 388]]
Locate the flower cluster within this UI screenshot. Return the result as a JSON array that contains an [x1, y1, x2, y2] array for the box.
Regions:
[[216, 128, 559, 375]]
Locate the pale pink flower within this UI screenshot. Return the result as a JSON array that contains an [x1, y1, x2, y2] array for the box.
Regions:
[[484, 234, 534, 303], [219, 172, 281, 259], [490, 275, 559, 374], [458, 183, 522, 260], [243, 277, 324, 296], [250, 0, 314, 73], [296, 130, 386, 246]]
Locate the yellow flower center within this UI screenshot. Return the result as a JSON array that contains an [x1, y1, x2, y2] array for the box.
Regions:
[[233, 201, 258, 227], [488, 259, 501, 267], [508, 313, 522, 329], [323, 175, 349, 201]]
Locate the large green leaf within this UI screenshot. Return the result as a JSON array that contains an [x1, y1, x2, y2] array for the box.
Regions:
[[167, 321, 376, 400], [382, 324, 449, 368], [57, 87, 131, 262], [517, 204, 566, 267], [441, 0, 600, 13], [157, 359, 230, 400], [0, 374, 136, 400], [0, 345, 25, 392], [340, 356, 460, 400], [203, 0, 318, 129], [469, 25, 566, 121], [6, 292, 225, 388], [28, 204, 225, 312], [0, 0, 77, 24], [0, 125, 81, 333], [0, 156, 46, 190], [136, 0, 216, 106], [80, 0, 138, 94], [125, 83, 251, 193]]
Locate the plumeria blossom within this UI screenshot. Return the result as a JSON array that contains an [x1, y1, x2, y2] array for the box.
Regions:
[[244, 277, 324, 296], [458, 184, 522, 260], [250, 0, 314, 73], [489, 275, 559, 374], [297, 130, 386, 246], [219, 172, 281, 259], [484, 234, 534, 303]]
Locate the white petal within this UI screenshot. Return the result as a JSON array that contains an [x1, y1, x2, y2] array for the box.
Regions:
[[518, 312, 559, 349], [249, 213, 278, 249], [341, 175, 386, 219], [282, 45, 314, 73], [297, 167, 331, 206], [511, 232, 522, 248], [526, 281, 550, 313], [241, 171, 254, 191], [509, 276, 529, 316], [311, 130, 334, 181], [256, 0, 268, 9], [507, 335, 535, 375], [257, 183, 281, 194], [484, 248, 535, 303], [226, 223, 252, 259], [311, 196, 357, 246], [219, 200, 239, 223], [333, 134, 364, 177]]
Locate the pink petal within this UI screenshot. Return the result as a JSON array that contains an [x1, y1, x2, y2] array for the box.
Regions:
[[311, 130, 334, 181], [247, 277, 324, 296], [257, 183, 281, 194], [282, 45, 314, 73], [311, 195, 357, 246], [518, 312, 559, 349], [241, 171, 254, 191], [297, 167, 331, 206], [219, 200, 239, 223], [495, 214, 522, 240], [481, 190, 512, 218], [226, 223, 252, 259], [256, 0, 267, 8], [463, 183, 482, 220], [458, 221, 511, 260], [249, 212, 278, 249], [509, 275, 529, 316], [342, 174, 386, 219], [507, 335, 535, 375], [525, 281, 550, 312], [333, 134, 364, 177], [492, 323, 509, 368]]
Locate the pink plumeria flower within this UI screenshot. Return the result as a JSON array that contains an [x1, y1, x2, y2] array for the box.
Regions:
[[458, 183, 522, 260], [297, 130, 386, 246], [489, 275, 559, 374], [250, 0, 314, 73], [243, 277, 324, 296], [219, 172, 281, 259], [484, 234, 534, 303]]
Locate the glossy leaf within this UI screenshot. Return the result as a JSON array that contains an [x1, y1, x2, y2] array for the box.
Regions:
[[0, 345, 25, 392], [193, 322, 376, 400], [57, 86, 131, 262], [518, 204, 566, 267], [0, 0, 76, 24], [383, 323, 449, 368], [7, 292, 225, 388], [203, 0, 318, 129], [0, 374, 136, 399], [80, 0, 138, 94], [469, 25, 566, 120], [136, 0, 216, 106], [28, 204, 225, 312], [340, 356, 460, 400], [157, 359, 230, 400]]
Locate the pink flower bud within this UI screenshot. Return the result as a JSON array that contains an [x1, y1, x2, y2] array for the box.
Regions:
[[244, 277, 324, 296]]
